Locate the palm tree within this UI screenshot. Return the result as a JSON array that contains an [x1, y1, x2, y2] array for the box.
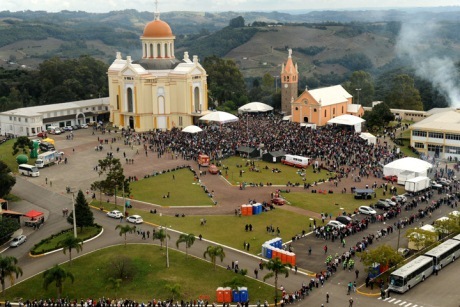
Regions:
[[153, 228, 170, 249], [56, 234, 83, 266], [165, 283, 181, 300], [42, 264, 74, 299], [115, 224, 136, 247], [262, 258, 292, 302], [176, 233, 196, 257], [0, 256, 23, 297], [203, 245, 225, 270]]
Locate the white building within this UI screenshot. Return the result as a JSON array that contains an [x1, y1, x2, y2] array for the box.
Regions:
[[0, 98, 109, 137]]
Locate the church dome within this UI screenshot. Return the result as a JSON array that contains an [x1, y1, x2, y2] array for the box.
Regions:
[[142, 19, 173, 38]]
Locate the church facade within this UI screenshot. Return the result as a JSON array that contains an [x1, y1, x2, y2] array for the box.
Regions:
[[107, 14, 208, 131]]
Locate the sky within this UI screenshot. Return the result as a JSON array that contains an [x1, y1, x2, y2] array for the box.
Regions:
[[2, 0, 459, 13]]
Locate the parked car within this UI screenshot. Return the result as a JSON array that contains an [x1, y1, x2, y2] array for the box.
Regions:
[[64, 126, 73, 131], [271, 197, 287, 206], [326, 220, 346, 229], [126, 215, 143, 224], [383, 175, 398, 182], [107, 210, 123, 219], [384, 199, 397, 206], [37, 132, 46, 137], [72, 125, 79, 130], [81, 124, 88, 129], [392, 195, 407, 203], [374, 201, 391, 211], [358, 206, 377, 215], [336, 215, 352, 225], [398, 247, 410, 258], [431, 181, 443, 189], [10, 235, 27, 247]]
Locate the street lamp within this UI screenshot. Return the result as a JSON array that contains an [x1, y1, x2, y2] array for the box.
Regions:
[[122, 179, 126, 217], [355, 88, 362, 105], [70, 189, 78, 238]]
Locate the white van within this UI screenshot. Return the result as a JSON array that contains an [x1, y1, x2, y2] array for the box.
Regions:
[[281, 154, 310, 168], [47, 126, 61, 135], [18, 164, 40, 177]]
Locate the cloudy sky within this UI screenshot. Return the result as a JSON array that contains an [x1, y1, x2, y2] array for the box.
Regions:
[[3, 0, 459, 13]]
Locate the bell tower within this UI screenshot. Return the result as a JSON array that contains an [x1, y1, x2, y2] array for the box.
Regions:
[[280, 49, 298, 115]]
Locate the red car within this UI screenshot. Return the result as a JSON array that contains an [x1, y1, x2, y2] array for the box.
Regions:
[[383, 175, 398, 182], [271, 197, 287, 206], [208, 164, 219, 175], [37, 132, 47, 137]]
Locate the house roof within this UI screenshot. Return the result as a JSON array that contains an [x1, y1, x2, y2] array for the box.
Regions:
[[308, 85, 352, 107], [347, 104, 362, 113], [411, 110, 460, 132]]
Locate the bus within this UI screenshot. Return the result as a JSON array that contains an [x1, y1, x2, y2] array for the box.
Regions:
[[18, 164, 40, 177], [388, 255, 434, 293], [424, 239, 460, 271]]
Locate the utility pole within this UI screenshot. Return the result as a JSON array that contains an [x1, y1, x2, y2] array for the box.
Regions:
[[122, 179, 126, 217], [71, 191, 77, 238]]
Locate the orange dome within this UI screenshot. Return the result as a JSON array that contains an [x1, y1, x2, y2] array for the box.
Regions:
[[142, 19, 173, 38]]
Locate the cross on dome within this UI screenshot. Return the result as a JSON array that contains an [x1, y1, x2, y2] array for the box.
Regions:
[[154, 0, 161, 20]]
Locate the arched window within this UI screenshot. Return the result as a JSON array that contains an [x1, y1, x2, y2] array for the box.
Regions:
[[127, 88, 134, 113], [164, 44, 168, 57], [157, 44, 161, 58], [342, 106, 344, 113], [150, 44, 154, 58], [287, 76, 290, 82], [194, 87, 200, 112], [333, 108, 335, 115], [158, 96, 165, 114], [324, 109, 327, 117]]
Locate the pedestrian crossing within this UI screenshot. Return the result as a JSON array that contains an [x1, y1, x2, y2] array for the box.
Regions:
[[377, 297, 423, 307]]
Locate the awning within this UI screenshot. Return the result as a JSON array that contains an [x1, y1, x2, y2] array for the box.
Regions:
[[24, 210, 44, 218], [0, 210, 24, 216]]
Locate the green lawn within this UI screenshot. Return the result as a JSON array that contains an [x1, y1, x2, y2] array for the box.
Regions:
[[31, 226, 101, 254], [130, 168, 214, 207], [94, 202, 314, 254], [219, 156, 334, 185], [0, 139, 36, 173], [6, 245, 275, 302]]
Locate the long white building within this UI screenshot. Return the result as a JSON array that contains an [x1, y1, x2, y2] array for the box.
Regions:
[[0, 98, 109, 137]]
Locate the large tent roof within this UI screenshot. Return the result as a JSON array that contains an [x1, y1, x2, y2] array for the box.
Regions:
[[238, 102, 274, 113], [199, 111, 239, 124], [24, 210, 44, 218], [327, 114, 365, 126], [384, 157, 432, 173]]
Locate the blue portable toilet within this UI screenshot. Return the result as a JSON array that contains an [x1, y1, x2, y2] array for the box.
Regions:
[[261, 244, 267, 257], [239, 287, 248, 302], [232, 289, 240, 302], [266, 247, 273, 259], [275, 238, 282, 248], [269, 239, 276, 248]]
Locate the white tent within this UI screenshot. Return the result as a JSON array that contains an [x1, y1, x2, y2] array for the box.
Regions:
[[282, 115, 292, 121], [238, 102, 273, 113], [327, 114, 365, 132], [383, 157, 432, 177], [360, 132, 376, 145], [199, 111, 239, 124], [182, 125, 203, 133]]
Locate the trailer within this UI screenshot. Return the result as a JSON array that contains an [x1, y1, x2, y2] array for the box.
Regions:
[[35, 151, 59, 168], [405, 176, 430, 193], [397, 170, 416, 185], [281, 154, 310, 168], [198, 154, 210, 167]]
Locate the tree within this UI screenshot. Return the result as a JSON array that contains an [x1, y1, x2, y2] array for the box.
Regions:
[[165, 283, 181, 300], [42, 264, 74, 299], [67, 190, 94, 232], [0, 218, 20, 243], [342, 70, 375, 106], [0, 161, 16, 198], [229, 16, 245, 28], [434, 216, 460, 237], [176, 233, 196, 258], [262, 258, 291, 302], [405, 228, 437, 251], [94, 157, 129, 206], [362, 102, 394, 132], [385, 74, 423, 110], [56, 234, 83, 266], [0, 256, 22, 296], [153, 227, 170, 250], [115, 224, 135, 247], [203, 245, 225, 270], [357, 244, 404, 271], [12, 136, 33, 156]]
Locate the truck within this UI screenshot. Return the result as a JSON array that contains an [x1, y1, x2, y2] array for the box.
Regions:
[[35, 151, 59, 168], [404, 176, 430, 193], [281, 154, 310, 168], [198, 154, 210, 167]]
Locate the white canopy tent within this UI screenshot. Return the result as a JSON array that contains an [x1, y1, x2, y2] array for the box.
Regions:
[[282, 115, 292, 121], [383, 157, 433, 177], [360, 132, 376, 145], [327, 114, 365, 132], [238, 102, 274, 113], [182, 125, 203, 133], [199, 111, 239, 124]]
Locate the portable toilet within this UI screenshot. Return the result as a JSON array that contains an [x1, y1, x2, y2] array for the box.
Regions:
[[241, 205, 247, 216], [285, 252, 293, 265], [239, 287, 249, 302], [272, 248, 280, 260], [216, 287, 224, 303], [246, 205, 253, 216], [280, 250, 287, 263], [223, 287, 232, 303], [266, 246, 273, 259], [290, 252, 296, 266], [232, 289, 240, 303], [276, 238, 283, 248]]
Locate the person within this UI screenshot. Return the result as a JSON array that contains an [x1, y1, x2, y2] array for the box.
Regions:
[[326, 292, 329, 303], [308, 246, 312, 255], [324, 245, 328, 254], [294, 265, 297, 274], [349, 297, 353, 307], [254, 268, 258, 279], [355, 269, 359, 279]]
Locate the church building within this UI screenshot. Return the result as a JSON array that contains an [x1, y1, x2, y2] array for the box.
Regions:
[[107, 9, 208, 131], [281, 50, 363, 126]]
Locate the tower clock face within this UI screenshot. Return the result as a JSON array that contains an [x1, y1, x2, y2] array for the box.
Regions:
[[284, 84, 288, 88]]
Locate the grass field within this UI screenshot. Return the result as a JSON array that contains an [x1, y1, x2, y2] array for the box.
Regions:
[[130, 168, 214, 207], [219, 156, 334, 186], [31, 226, 101, 254], [94, 201, 316, 254], [0, 139, 35, 173], [5, 245, 275, 302]]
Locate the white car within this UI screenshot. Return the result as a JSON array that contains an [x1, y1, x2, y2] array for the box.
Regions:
[[326, 220, 346, 229], [107, 210, 123, 219], [359, 206, 377, 215], [10, 235, 27, 247], [81, 124, 88, 129], [385, 199, 397, 206], [126, 215, 143, 224]]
